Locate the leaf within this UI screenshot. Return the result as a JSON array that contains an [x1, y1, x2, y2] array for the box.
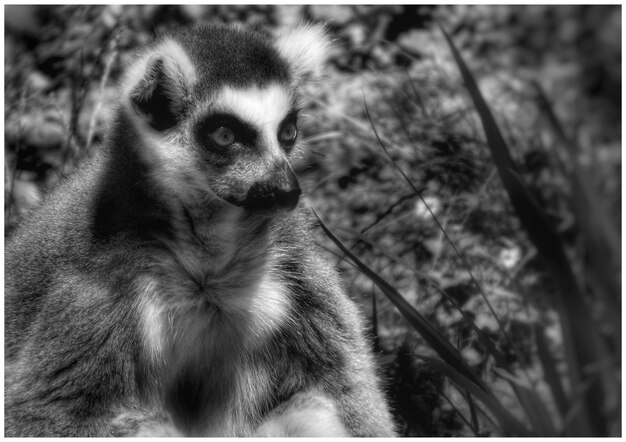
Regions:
[[493, 367, 559, 435], [362, 95, 513, 362], [314, 210, 487, 391], [418, 356, 530, 436], [439, 23, 613, 436], [534, 323, 568, 418], [534, 83, 621, 354]]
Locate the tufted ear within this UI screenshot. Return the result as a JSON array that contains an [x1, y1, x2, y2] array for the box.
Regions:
[[126, 40, 197, 131], [274, 23, 331, 84]]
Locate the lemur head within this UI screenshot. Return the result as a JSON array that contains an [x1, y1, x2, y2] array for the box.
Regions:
[[121, 24, 330, 213]]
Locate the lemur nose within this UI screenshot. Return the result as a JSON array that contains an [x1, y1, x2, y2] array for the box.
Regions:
[[244, 181, 301, 211], [243, 162, 301, 211], [275, 185, 301, 211], [273, 162, 301, 210]]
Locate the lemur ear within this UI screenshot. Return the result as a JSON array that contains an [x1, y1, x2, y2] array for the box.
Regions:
[[274, 23, 331, 84], [129, 55, 186, 131], [127, 40, 196, 131]]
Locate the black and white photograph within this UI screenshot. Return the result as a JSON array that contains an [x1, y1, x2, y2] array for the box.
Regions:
[[4, 4, 621, 437]]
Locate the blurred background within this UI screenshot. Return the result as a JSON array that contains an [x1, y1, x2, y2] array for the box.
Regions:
[[4, 5, 621, 436]]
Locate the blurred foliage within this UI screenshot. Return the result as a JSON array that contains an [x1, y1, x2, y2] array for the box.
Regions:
[[4, 5, 621, 436]]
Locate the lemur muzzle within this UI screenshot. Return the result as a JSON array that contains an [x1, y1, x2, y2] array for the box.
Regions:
[[243, 164, 301, 211]]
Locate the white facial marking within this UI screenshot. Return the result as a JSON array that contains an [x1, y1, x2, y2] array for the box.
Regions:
[[213, 84, 293, 141]]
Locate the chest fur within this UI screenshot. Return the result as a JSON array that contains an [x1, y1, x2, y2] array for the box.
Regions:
[[137, 250, 291, 434], [135, 201, 297, 432]]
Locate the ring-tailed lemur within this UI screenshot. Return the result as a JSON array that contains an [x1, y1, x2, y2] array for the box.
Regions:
[[5, 23, 396, 437]]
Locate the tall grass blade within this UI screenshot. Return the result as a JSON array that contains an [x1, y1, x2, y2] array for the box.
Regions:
[[362, 97, 513, 351], [417, 355, 529, 435], [512, 385, 558, 435], [573, 178, 621, 363], [534, 323, 569, 418], [398, 64, 428, 117], [316, 212, 535, 435], [439, 24, 612, 435], [371, 288, 381, 354], [534, 83, 621, 355], [464, 390, 480, 435], [470, 401, 499, 435], [344, 227, 517, 373], [433, 382, 481, 436], [493, 368, 559, 435], [314, 210, 487, 390]]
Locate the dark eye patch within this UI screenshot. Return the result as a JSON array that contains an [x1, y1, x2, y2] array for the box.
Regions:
[[195, 113, 257, 150], [282, 109, 299, 126], [278, 110, 299, 148]]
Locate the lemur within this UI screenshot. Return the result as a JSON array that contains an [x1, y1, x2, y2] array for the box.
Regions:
[[4, 24, 396, 436]]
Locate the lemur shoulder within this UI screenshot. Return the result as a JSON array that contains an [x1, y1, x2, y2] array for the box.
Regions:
[[4, 23, 397, 437]]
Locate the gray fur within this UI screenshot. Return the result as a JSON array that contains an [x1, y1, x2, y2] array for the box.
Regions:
[[5, 24, 396, 437]]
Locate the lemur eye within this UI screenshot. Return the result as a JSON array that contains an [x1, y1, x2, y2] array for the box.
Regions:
[[278, 121, 298, 147], [210, 126, 236, 148]]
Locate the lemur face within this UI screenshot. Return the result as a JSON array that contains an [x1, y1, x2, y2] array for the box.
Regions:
[[124, 24, 329, 213], [191, 83, 301, 211]]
